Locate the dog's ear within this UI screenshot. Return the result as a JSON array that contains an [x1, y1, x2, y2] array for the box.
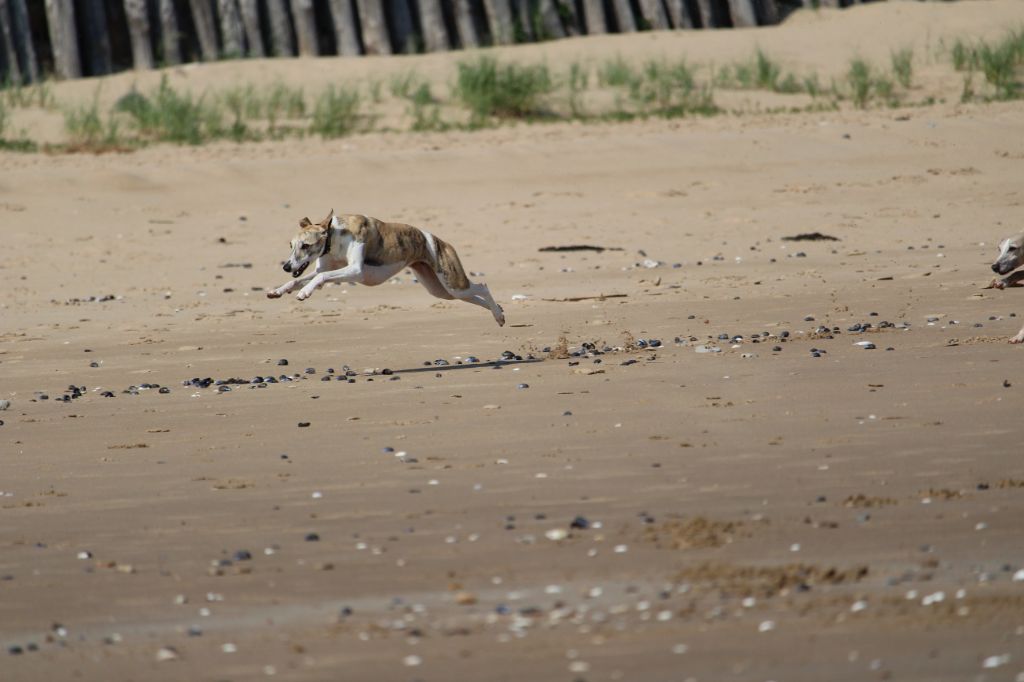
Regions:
[[299, 217, 312, 228], [320, 209, 335, 227]]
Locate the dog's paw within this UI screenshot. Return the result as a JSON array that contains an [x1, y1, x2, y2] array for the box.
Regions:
[[987, 278, 1008, 290], [296, 289, 313, 301], [1011, 335, 1024, 344], [494, 306, 506, 327], [266, 289, 283, 299]]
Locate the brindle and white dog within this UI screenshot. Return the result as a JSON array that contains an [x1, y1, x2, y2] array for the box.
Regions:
[[267, 210, 505, 326], [988, 232, 1024, 343]]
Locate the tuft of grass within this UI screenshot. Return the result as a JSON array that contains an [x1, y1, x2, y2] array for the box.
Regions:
[[754, 49, 781, 90], [114, 77, 209, 144], [599, 56, 636, 88], [407, 82, 446, 132], [951, 39, 978, 72], [977, 36, 1021, 99], [891, 47, 913, 89], [628, 59, 717, 118], [389, 71, 422, 99], [454, 57, 553, 125], [310, 85, 362, 138], [64, 94, 126, 150], [567, 61, 588, 118], [264, 82, 305, 137], [847, 58, 874, 108]]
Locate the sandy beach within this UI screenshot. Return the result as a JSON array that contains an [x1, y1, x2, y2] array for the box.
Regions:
[[3, 2, 1024, 680]]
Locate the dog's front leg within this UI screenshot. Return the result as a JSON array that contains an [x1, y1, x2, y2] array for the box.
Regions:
[[987, 270, 1024, 290], [297, 244, 365, 301], [267, 272, 317, 299]]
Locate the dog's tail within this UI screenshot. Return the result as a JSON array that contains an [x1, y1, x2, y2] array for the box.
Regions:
[[432, 236, 471, 292]]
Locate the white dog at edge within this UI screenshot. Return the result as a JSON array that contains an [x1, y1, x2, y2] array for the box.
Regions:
[[267, 210, 505, 327]]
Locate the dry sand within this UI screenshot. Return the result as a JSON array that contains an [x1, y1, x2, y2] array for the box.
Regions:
[[3, 2, 1024, 680]]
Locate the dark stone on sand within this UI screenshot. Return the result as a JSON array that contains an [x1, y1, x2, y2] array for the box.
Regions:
[[8, 645, 23, 655], [280, 454, 289, 459], [304, 533, 320, 542], [501, 351, 515, 360], [570, 516, 590, 530], [232, 550, 252, 561], [277, 359, 289, 366], [297, 422, 311, 427], [340, 606, 353, 617], [773, 346, 782, 352], [159, 387, 170, 394], [1004, 380, 1012, 388], [434, 359, 449, 366], [382, 368, 393, 375], [305, 368, 316, 374], [321, 376, 331, 381], [89, 361, 99, 368], [977, 482, 990, 490], [517, 383, 529, 389], [188, 626, 203, 637]]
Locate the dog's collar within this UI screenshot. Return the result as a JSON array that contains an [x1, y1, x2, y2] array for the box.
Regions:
[[321, 226, 333, 258]]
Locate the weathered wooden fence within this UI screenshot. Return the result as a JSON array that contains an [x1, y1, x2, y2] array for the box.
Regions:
[[0, 0, 869, 83]]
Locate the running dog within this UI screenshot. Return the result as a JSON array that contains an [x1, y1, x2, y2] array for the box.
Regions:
[[267, 211, 505, 326], [988, 233, 1024, 343]]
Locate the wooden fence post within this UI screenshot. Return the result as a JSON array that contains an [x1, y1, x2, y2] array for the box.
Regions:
[[356, 0, 391, 54], [482, 0, 513, 44], [582, 0, 608, 34], [417, 0, 448, 51], [45, 0, 81, 79], [158, 0, 182, 65], [327, 0, 361, 55], [535, 0, 566, 40], [290, 0, 320, 55], [7, 0, 34, 81], [611, 0, 636, 32], [219, 0, 246, 56], [79, 0, 112, 75], [265, 0, 294, 56], [665, 0, 693, 28], [726, 0, 756, 26], [0, 0, 22, 84], [452, 0, 479, 48], [755, 0, 778, 23], [638, 0, 670, 29], [189, 0, 219, 60], [389, 0, 416, 53], [123, 0, 154, 70], [239, 0, 266, 57]]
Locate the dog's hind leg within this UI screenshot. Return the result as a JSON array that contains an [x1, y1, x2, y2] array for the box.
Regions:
[[411, 263, 455, 300], [1011, 324, 1024, 344], [443, 281, 505, 327]]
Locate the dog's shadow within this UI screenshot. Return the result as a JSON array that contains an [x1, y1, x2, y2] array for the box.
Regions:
[[392, 358, 545, 375]]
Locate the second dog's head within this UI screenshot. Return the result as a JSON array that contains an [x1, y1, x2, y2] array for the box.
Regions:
[[993, 233, 1024, 276], [282, 210, 334, 277]]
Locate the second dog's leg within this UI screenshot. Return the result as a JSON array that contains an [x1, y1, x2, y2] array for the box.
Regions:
[[449, 282, 505, 327]]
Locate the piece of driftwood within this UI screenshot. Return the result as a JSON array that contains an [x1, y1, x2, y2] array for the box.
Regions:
[[781, 232, 840, 242], [539, 245, 624, 253], [541, 294, 629, 302]]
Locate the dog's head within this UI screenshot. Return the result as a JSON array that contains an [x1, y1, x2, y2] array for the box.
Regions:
[[282, 210, 334, 277], [992, 233, 1024, 276]]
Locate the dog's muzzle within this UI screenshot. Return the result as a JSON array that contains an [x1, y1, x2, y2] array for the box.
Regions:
[[993, 261, 1015, 275]]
